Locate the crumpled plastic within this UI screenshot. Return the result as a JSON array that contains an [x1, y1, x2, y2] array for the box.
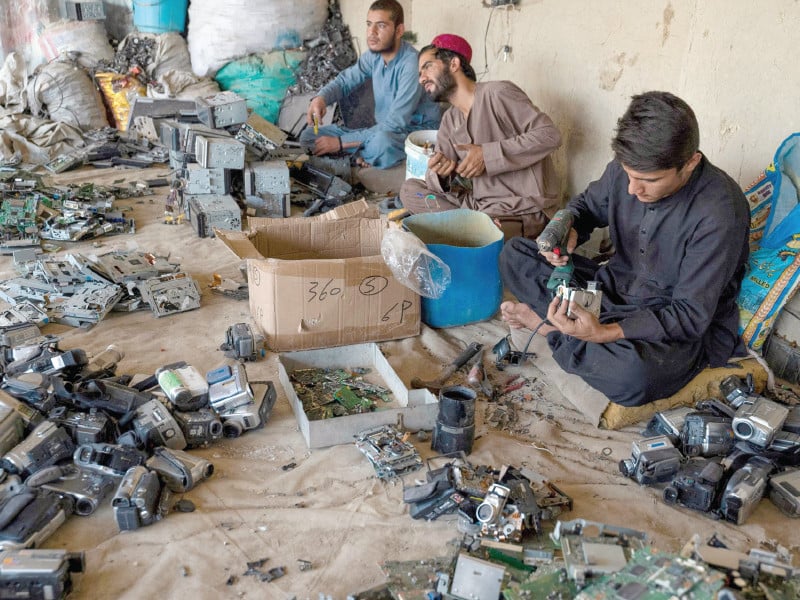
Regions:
[[380, 228, 451, 299]]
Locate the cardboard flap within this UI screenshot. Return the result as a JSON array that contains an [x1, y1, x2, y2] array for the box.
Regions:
[[249, 217, 384, 260], [215, 230, 263, 260], [248, 198, 377, 231]]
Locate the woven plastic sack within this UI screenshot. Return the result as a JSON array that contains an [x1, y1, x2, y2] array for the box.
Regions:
[[738, 133, 800, 351], [187, 0, 327, 77], [28, 59, 109, 131], [215, 50, 304, 123]]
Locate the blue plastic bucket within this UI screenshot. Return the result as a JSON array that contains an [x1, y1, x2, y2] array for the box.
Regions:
[[133, 0, 188, 34], [404, 209, 504, 328]]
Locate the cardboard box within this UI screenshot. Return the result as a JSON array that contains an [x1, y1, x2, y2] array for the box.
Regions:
[[217, 200, 420, 351], [277, 343, 438, 448]]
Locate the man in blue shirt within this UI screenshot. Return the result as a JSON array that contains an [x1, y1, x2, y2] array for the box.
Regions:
[[300, 0, 441, 169]]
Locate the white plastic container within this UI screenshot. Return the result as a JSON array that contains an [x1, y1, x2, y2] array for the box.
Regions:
[[404, 130, 437, 180]]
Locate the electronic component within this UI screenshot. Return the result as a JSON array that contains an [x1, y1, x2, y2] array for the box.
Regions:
[[618, 435, 682, 485], [354, 425, 422, 480]]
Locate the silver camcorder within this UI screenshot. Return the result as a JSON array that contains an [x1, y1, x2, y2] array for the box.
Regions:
[[1, 421, 75, 478], [145, 447, 213, 493], [731, 397, 789, 448], [112, 466, 161, 531], [619, 435, 682, 485], [719, 455, 774, 525], [38, 464, 116, 517], [475, 483, 511, 526], [0, 548, 84, 600], [769, 468, 800, 518], [555, 282, 602, 319]]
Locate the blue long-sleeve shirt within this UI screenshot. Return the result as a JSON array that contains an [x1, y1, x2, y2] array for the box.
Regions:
[[318, 40, 441, 146]]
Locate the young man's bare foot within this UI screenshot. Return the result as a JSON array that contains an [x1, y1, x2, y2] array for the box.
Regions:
[[355, 157, 371, 168], [500, 301, 556, 334]]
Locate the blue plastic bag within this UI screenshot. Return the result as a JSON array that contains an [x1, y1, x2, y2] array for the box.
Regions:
[[738, 132, 800, 350]]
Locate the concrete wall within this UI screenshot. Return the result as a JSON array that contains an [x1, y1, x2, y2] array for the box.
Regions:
[[341, 0, 800, 199]]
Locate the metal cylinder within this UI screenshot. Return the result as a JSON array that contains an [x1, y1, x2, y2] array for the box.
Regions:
[[437, 385, 476, 428], [431, 422, 475, 455]]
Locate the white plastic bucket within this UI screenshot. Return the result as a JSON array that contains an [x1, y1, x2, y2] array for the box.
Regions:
[[404, 129, 437, 180]]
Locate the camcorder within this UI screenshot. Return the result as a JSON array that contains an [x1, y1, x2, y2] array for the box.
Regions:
[[207, 364, 254, 414], [218, 381, 276, 438], [145, 447, 214, 493], [0, 389, 44, 434], [156, 362, 208, 411], [768, 468, 800, 517], [4, 348, 87, 379], [0, 399, 25, 456], [48, 407, 114, 445], [0, 548, 84, 600], [719, 455, 774, 525], [173, 407, 224, 448], [112, 465, 162, 531], [0, 421, 75, 478], [719, 374, 757, 408], [732, 397, 789, 448], [2, 373, 56, 413], [73, 443, 146, 478], [476, 483, 511, 528], [71, 379, 151, 417], [555, 282, 602, 319], [0, 489, 73, 551], [36, 463, 117, 517], [128, 399, 187, 451], [219, 322, 263, 362], [663, 457, 724, 513], [642, 406, 695, 446], [680, 412, 735, 458], [619, 436, 683, 485]]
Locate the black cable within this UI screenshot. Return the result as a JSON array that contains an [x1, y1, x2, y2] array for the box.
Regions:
[[519, 318, 551, 359], [478, 6, 497, 81]]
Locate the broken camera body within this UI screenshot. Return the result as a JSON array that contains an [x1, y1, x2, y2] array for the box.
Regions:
[[732, 397, 789, 448], [619, 435, 682, 485], [555, 282, 602, 319], [663, 457, 724, 513]]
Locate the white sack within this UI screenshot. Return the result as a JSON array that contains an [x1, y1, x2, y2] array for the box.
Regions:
[[187, 0, 328, 77]]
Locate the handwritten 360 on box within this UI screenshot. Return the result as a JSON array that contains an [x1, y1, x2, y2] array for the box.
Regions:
[[216, 200, 420, 351]]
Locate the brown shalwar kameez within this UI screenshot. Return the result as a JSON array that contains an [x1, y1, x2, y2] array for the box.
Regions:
[[399, 81, 561, 240]]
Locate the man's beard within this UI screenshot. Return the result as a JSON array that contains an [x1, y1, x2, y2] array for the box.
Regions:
[[429, 69, 457, 102]]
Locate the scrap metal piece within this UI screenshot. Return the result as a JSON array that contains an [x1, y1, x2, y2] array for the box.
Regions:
[[136, 272, 201, 318], [195, 91, 249, 129], [185, 194, 242, 238], [184, 164, 230, 195], [43, 153, 84, 174], [291, 163, 351, 203], [47, 281, 124, 328], [125, 97, 198, 133], [448, 553, 505, 600], [354, 425, 422, 480], [87, 250, 179, 284], [194, 136, 245, 170], [234, 112, 288, 158]]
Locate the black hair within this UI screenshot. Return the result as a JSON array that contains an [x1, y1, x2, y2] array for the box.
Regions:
[[419, 44, 476, 82], [369, 0, 404, 25], [611, 91, 699, 171]]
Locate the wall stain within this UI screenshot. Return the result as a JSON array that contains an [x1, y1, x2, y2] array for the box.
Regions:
[[598, 52, 638, 91], [661, 2, 674, 46]]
